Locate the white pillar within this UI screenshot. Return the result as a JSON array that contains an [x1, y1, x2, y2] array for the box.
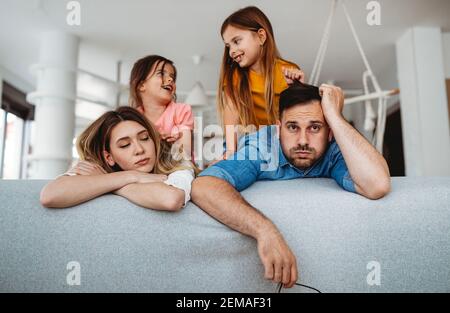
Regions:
[[27, 31, 79, 179], [443, 33, 450, 78], [395, 27, 450, 176]]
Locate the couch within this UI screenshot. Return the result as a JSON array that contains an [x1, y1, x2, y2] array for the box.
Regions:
[[1, 177, 449, 292]]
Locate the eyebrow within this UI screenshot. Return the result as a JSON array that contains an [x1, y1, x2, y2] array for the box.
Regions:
[[285, 120, 324, 125], [116, 130, 148, 143]]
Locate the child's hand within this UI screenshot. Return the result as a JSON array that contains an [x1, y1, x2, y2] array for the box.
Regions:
[[207, 150, 234, 167], [161, 132, 182, 143], [136, 105, 145, 114], [67, 160, 106, 176], [207, 159, 222, 167], [282, 67, 305, 84]]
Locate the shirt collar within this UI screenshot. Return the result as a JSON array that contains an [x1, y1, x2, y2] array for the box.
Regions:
[[278, 140, 290, 167]]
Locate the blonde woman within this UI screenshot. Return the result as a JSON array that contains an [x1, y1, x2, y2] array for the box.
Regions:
[[40, 106, 196, 211]]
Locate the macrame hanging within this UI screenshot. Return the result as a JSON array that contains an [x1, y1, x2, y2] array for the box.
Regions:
[[309, 0, 399, 152]]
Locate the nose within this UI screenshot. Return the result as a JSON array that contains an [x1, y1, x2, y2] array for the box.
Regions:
[[164, 75, 173, 85], [134, 140, 145, 155], [229, 46, 236, 58], [297, 129, 309, 147]]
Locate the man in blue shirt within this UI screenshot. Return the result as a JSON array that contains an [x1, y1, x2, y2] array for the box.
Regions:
[[192, 82, 391, 288]]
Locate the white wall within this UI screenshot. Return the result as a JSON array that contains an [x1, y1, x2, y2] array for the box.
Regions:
[[0, 65, 34, 94], [77, 41, 123, 108], [396, 27, 450, 176], [443, 32, 450, 79]]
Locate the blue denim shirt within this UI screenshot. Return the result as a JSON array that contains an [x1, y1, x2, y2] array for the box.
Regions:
[[199, 125, 356, 193]]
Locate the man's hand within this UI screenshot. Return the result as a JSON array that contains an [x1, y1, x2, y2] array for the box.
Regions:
[[319, 84, 345, 122], [319, 84, 391, 200], [67, 160, 106, 176], [192, 176, 299, 288], [282, 67, 306, 84], [257, 227, 298, 288]]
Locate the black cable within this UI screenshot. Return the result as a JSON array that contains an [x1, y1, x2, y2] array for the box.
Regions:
[[277, 282, 322, 293]]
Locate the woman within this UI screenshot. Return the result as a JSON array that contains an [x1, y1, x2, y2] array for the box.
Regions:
[[40, 106, 196, 211]]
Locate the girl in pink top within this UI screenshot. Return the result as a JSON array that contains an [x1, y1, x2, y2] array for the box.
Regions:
[[129, 55, 194, 162]]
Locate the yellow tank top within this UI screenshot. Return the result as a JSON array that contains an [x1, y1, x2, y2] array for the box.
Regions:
[[248, 59, 299, 126]]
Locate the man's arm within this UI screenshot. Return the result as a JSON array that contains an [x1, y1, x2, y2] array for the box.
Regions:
[[191, 176, 298, 288], [320, 84, 391, 200]]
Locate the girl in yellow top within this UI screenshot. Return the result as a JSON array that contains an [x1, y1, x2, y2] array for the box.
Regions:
[[218, 6, 305, 158]]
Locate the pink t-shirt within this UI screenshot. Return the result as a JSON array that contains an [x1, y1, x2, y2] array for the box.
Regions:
[[154, 101, 194, 136]]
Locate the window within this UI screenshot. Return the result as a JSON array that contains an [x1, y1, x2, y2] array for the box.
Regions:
[[2, 113, 24, 178], [0, 81, 34, 179], [0, 109, 6, 177]]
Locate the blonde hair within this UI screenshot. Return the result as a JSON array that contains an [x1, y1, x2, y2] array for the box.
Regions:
[[76, 106, 194, 175]]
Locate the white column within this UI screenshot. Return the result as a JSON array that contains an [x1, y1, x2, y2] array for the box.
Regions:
[[443, 33, 450, 78], [395, 27, 450, 176], [27, 31, 79, 179]]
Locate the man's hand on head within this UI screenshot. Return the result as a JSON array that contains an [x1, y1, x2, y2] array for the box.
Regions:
[[319, 84, 345, 122]]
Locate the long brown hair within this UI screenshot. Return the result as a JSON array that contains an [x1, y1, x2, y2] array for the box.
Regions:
[[129, 55, 177, 109], [218, 6, 287, 126], [76, 106, 191, 175]]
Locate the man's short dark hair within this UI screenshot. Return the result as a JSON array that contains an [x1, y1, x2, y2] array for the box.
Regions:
[[279, 82, 322, 118]]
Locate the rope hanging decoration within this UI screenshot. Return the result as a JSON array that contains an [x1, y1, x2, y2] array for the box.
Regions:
[[308, 0, 400, 153]]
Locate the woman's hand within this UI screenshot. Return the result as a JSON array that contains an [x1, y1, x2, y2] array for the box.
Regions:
[[282, 67, 305, 84], [114, 172, 168, 196], [128, 171, 168, 184], [67, 160, 107, 176]]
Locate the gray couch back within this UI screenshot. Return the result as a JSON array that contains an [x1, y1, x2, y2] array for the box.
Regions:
[[1, 177, 449, 292]]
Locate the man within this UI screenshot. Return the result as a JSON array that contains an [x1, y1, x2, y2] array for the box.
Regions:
[[192, 82, 390, 288]]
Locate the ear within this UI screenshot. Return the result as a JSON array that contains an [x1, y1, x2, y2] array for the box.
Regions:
[[257, 28, 267, 45], [275, 119, 282, 137], [103, 150, 115, 167], [138, 83, 146, 92], [328, 128, 334, 142]]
